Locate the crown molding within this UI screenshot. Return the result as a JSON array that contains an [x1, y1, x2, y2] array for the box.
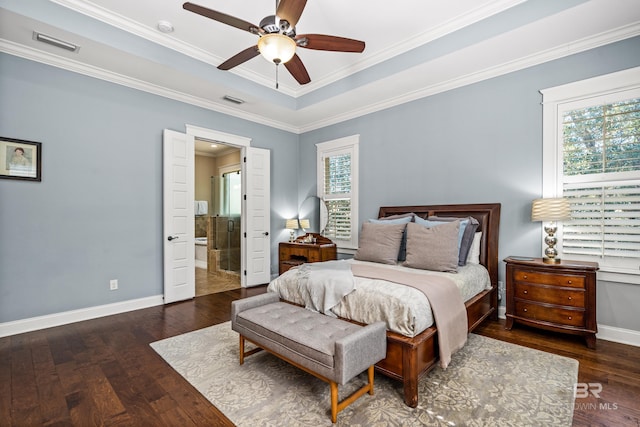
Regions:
[[3, 20, 638, 135], [0, 38, 299, 133], [297, 23, 640, 133]]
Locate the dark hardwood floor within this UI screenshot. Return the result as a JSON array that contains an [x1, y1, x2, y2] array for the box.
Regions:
[[2, 286, 639, 426]]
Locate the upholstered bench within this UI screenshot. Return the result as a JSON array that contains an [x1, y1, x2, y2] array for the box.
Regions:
[[231, 292, 386, 423]]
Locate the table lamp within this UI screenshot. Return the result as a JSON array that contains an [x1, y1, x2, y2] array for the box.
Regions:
[[285, 219, 299, 242], [531, 197, 571, 264]]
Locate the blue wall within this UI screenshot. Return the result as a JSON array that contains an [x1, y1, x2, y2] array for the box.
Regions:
[[0, 53, 299, 323], [2, 35, 640, 333], [299, 36, 640, 331]]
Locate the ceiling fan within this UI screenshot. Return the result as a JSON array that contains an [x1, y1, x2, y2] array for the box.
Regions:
[[183, 1, 365, 86]]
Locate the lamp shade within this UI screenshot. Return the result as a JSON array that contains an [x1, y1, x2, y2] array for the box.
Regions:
[[531, 198, 571, 222], [285, 219, 299, 230], [258, 34, 296, 64], [299, 219, 310, 229]]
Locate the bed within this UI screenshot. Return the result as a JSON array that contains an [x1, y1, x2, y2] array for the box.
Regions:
[[269, 203, 500, 407]]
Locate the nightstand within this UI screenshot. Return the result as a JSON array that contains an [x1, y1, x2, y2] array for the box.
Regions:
[[279, 234, 337, 275], [504, 256, 599, 349]]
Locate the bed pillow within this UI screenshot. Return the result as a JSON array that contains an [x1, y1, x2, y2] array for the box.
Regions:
[[380, 212, 416, 221], [369, 215, 413, 261], [467, 232, 482, 264], [354, 222, 407, 265], [424, 216, 480, 266], [403, 221, 459, 272], [414, 216, 466, 263]]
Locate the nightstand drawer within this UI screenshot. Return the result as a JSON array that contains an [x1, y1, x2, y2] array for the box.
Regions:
[[285, 247, 310, 259], [513, 283, 585, 307], [514, 301, 585, 327], [514, 269, 585, 289], [279, 237, 337, 275]]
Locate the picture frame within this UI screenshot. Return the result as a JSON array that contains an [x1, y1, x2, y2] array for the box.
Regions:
[[0, 137, 42, 181]]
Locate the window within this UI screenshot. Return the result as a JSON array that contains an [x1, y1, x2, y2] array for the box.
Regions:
[[317, 135, 359, 251], [541, 67, 640, 282]]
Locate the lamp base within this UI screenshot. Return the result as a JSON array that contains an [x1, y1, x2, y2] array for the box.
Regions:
[[543, 257, 562, 264]]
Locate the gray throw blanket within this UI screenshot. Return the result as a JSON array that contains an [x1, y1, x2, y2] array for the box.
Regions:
[[297, 260, 355, 317]]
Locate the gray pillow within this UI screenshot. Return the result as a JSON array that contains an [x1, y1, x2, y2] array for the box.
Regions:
[[403, 221, 459, 272], [369, 215, 412, 261], [354, 222, 407, 265], [427, 216, 480, 266]]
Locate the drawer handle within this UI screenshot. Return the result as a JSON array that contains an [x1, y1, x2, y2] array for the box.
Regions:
[[568, 316, 572, 320], [568, 296, 572, 300], [523, 290, 528, 294], [523, 308, 528, 312], [523, 275, 528, 279], [567, 280, 572, 284]]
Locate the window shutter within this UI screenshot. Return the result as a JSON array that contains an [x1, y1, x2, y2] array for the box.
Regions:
[[562, 182, 640, 261], [322, 153, 352, 241], [559, 96, 640, 271]]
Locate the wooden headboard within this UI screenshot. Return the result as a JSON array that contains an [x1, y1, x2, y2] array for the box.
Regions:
[[378, 203, 501, 289]]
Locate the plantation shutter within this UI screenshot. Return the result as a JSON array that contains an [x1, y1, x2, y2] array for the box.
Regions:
[[559, 96, 640, 271], [317, 135, 359, 250], [322, 152, 352, 241]]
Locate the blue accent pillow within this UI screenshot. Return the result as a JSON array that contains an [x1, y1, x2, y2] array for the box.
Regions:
[[369, 216, 412, 261]]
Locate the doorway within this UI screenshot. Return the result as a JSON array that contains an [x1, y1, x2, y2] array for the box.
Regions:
[[194, 139, 242, 296]]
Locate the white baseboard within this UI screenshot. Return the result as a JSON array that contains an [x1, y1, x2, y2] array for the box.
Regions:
[[495, 306, 638, 347], [498, 306, 506, 319], [0, 295, 164, 338], [195, 260, 207, 269], [597, 324, 640, 347]]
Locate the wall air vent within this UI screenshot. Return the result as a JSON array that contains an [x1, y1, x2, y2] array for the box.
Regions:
[[33, 32, 80, 53], [222, 95, 245, 105]]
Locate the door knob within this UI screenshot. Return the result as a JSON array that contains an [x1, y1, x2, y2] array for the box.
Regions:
[[263, 231, 269, 236], [167, 236, 179, 241]]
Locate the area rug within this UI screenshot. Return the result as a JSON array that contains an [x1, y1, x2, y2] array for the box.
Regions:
[[150, 322, 578, 426]]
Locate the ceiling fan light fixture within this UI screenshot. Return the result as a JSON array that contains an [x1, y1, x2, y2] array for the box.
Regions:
[[257, 33, 296, 64]]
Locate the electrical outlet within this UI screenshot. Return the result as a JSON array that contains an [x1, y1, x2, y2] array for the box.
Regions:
[[498, 280, 505, 301], [110, 279, 118, 290]]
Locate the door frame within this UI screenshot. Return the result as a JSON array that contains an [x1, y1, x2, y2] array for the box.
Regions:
[[185, 125, 251, 287]]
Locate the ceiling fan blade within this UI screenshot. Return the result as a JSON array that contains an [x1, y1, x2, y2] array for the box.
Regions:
[[276, 0, 307, 27], [218, 46, 260, 70], [284, 54, 311, 85], [183, 2, 260, 34], [297, 34, 365, 53]]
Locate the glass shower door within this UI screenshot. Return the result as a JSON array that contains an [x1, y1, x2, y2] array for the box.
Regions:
[[211, 171, 241, 274]]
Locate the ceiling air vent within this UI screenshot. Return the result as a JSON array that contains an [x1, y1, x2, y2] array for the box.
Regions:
[[33, 32, 80, 53], [222, 95, 245, 105]]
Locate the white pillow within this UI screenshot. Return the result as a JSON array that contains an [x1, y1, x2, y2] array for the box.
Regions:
[[466, 232, 482, 264]]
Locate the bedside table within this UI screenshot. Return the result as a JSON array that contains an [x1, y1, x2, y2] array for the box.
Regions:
[[279, 234, 337, 275], [504, 256, 599, 349]]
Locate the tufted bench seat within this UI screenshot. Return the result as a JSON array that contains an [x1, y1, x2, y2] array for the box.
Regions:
[[231, 292, 386, 423]]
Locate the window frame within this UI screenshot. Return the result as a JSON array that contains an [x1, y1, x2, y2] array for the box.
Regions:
[[541, 66, 640, 284], [316, 135, 360, 252]]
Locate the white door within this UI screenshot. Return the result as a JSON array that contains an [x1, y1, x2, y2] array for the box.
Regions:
[[163, 129, 195, 303], [242, 147, 271, 286]]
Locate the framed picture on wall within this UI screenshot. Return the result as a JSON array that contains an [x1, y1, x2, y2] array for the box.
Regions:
[[0, 137, 42, 181]]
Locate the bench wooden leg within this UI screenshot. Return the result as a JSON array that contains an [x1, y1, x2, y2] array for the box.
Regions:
[[330, 382, 338, 423], [330, 365, 376, 423], [238, 335, 264, 365]]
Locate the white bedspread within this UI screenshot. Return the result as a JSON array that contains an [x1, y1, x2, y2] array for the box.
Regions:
[[267, 259, 491, 338]]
